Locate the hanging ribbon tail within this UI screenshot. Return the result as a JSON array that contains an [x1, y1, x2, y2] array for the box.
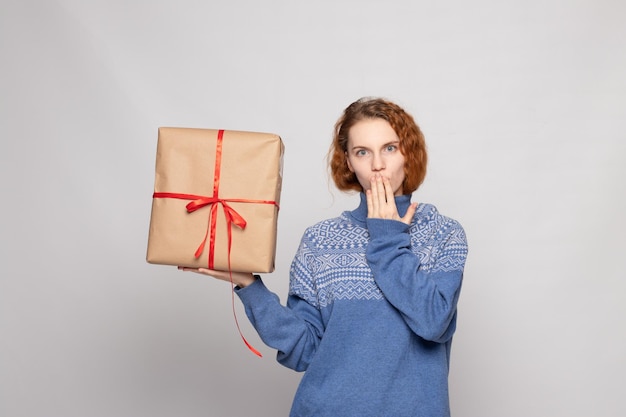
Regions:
[[207, 204, 219, 269], [194, 203, 218, 260], [223, 207, 262, 357], [243, 336, 263, 357], [230, 278, 263, 357], [194, 217, 211, 259], [222, 202, 247, 229]]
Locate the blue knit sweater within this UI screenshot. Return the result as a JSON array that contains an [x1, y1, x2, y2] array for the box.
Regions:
[[236, 193, 468, 417]]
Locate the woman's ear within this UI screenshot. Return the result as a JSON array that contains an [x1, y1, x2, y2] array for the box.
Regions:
[[345, 152, 354, 172]]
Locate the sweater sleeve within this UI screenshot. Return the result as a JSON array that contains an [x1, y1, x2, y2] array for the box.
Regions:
[[235, 236, 324, 372], [365, 212, 468, 343]]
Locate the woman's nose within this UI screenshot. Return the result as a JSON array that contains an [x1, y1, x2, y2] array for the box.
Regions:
[[372, 154, 385, 171]]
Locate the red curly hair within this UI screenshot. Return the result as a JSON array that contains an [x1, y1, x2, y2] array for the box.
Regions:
[[328, 97, 428, 194]]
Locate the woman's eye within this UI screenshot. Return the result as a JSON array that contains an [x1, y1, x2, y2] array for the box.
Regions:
[[356, 149, 367, 156], [385, 145, 397, 152]]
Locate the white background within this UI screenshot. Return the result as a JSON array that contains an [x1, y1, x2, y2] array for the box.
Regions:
[[1, 1, 625, 416]]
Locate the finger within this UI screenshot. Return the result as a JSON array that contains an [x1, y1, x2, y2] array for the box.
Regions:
[[401, 202, 418, 225], [178, 266, 224, 279], [375, 175, 386, 206], [198, 268, 231, 280], [204, 269, 256, 287], [382, 177, 395, 204], [366, 188, 374, 217], [369, 176, 380, 215]]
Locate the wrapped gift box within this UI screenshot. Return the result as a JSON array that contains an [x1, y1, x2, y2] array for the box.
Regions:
[[147, 127, 283, 273]]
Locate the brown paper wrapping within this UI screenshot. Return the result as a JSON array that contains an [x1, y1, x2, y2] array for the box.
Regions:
[[146, 127, 283, 273]]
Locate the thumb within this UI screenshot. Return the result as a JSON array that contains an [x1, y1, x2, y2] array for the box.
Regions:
[[401, 202, 418, 225]]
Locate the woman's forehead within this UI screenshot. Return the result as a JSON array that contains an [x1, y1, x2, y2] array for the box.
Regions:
[[348, 118, 399, 148]]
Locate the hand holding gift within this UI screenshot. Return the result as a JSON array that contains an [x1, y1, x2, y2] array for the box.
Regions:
[[177, 266, 256, 288]]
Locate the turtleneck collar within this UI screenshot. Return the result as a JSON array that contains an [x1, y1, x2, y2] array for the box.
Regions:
[[347, 193, 413, 226]]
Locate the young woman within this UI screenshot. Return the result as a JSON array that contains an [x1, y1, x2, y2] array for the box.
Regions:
[[181, 97, 468, 417]]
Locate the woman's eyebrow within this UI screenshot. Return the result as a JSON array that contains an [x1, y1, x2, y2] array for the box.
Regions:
[[351, 140, 399, 148]]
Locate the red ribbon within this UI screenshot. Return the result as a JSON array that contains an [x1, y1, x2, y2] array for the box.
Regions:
[[153, 129, 279, 357]]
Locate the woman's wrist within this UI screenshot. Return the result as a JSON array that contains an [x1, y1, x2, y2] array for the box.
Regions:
[[236, 273, 258, 288]]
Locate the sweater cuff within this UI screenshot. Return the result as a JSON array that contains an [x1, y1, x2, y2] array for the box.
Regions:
[[366, 218, 409, 238], [234, 276, 270, 305]]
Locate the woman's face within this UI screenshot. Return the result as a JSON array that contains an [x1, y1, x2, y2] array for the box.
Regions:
[[345, 118, 406, 196]]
